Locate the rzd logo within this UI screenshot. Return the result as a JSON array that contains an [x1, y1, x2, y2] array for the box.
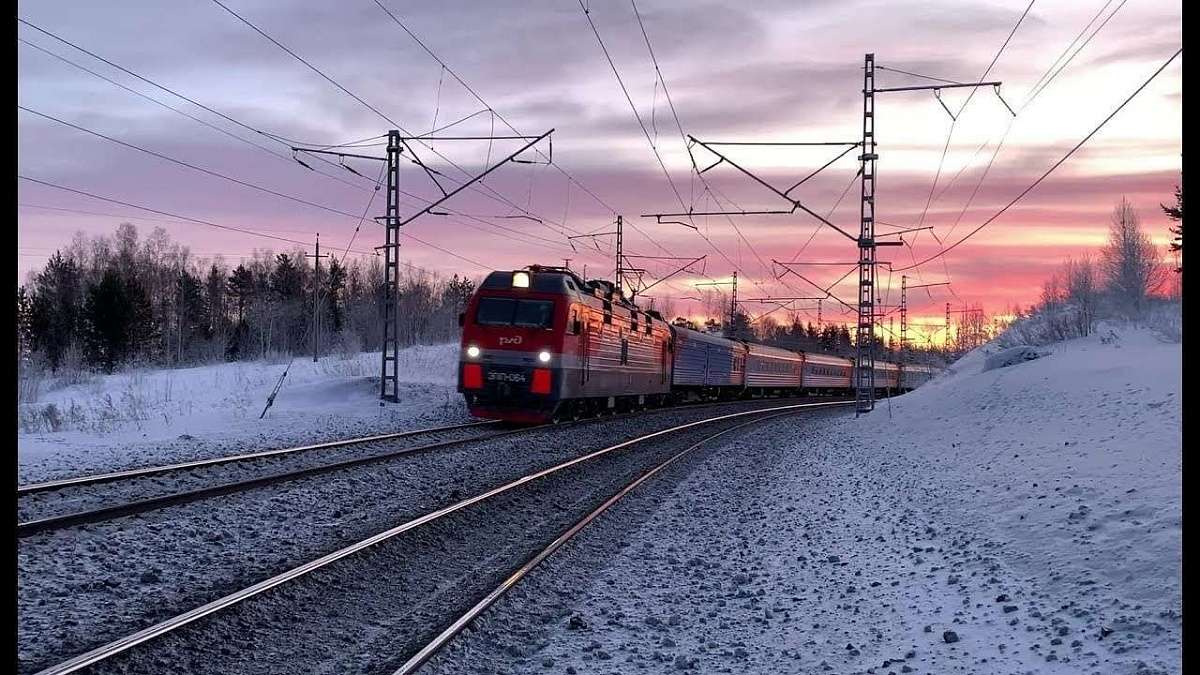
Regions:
[[499, 335, 523, 346]]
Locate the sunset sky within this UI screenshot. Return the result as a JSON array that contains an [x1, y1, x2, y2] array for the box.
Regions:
[[16, 0, 1183, 344]]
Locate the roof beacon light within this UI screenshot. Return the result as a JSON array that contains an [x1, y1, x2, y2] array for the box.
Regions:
[[512, 271, 530, 288]]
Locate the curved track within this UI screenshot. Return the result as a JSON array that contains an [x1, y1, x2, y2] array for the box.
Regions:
[[396, 411, 794, 674], [16, 422, 527, 537], [16, 421, 500, 495], [17, 397, 848, 538], [32, 400, 852, 675]]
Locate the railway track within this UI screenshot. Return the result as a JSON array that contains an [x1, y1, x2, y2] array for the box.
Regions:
[[16, 420, 520, 537], [16, 396, 848, 538], [16, 420, 500, 496], [29, 400, 853, 675]]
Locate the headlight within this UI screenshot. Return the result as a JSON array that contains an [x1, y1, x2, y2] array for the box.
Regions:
[[538, 350, 551, 363], [466, 345, 481, 358]]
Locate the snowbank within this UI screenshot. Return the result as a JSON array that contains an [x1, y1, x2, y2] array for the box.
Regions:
[[851, 323, 1182, 670], [17, 343, 467, 479], [425, 323, 1181, 674]]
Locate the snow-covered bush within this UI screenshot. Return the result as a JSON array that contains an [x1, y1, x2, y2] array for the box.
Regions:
[[1142, 300, 1182, 342], [983, 346, 1047, 371], [335, 330, 362, 361], [994, 304, 1089, 348], [17, 353, 47, 405]]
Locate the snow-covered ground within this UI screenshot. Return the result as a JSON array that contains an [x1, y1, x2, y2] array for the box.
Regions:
[[428, 322, 1182, 674], [17, 343, 468, 482]]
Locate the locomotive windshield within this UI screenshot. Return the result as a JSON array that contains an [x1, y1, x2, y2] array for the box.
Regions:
[[475, 297, 555, 328]]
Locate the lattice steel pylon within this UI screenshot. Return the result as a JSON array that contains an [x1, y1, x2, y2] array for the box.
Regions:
[[900, 274, 907, 367], [380, 129, 401, 402], [856, 54, 879, 416]]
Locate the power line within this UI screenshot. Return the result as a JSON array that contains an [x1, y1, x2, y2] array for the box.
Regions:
[[210, 0, 402, 132], [16, 18, 382, 174], [577, 0, 688, 211], [20, 105, 366, 220], [210, 0, 592, 246], [932, 0, 1132, 256], [336, 163, 386, 267], [620, 2, 864, 309], [18, 174, 377, 256], [20, 103, 562, 264], [931, 0, 1128, 212], [369, 0, 623, 218], [16, 36, 372, 195], [875, 65, 963, 85], [19, 173, 489, 275], [19, 202, 199, 226], [623, 0, 796, 300], [788, 168, 861, 263], [372, 0, 691, 294], [895, 47, 1181, 272], [897, 1, 1035, 299], [399, 232, 489, 270], [1023, 0, 1129, 107], [208, 1, 621, 272]]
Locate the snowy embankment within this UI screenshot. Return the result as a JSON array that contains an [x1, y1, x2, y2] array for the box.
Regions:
[[17, 343, 466, 482], [428, 323, 1181, 674]]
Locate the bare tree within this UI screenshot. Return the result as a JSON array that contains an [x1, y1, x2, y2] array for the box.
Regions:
[[1100, 198, 1167, 317], [652, 295, 675, 321], [1040, 267, 1065, 309], [1065, 254, 1100, 336]]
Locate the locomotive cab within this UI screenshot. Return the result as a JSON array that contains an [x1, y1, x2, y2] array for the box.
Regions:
[[458, 268, 575, 423], [458, 265, 674, 424]]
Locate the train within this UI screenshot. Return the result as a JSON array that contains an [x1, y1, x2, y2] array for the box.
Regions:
[[457, 265, 939, 423]]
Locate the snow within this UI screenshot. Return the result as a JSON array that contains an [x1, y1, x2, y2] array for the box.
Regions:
[[982, 345, 1048, 371], [426, 322, 1181, 674], [17, 343, 468, 482]]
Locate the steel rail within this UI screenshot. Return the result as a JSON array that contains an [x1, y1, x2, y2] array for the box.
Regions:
[[16, 421, 498, 495], [16, 398, 844, 537], [15, 424, 536, 538], [33, 400, 852, 675], [394, 409, 803, 674]]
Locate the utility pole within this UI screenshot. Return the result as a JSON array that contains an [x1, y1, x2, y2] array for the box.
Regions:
[[817, 298, 823, 328], [641, 53, 1003, 415], [945, 302, 952, 354], [615, 215, 624, 296], [176, 269, 183, 365], [382, 129, 402, 400], [694, 272, 739, 339], [305, 233, 331, 363], [567, 216, 623, 294], [293, 127, 553, 402], [730, 271, 738, 337], [568, 215, 703, 302], [855, 53, 880, 416], [864, 55, 1005, 397], [898, 277, 949, 366], [899, 274, 907, 365]]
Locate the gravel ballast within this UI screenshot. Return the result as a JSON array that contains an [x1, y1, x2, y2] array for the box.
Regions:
[[70, 405, 851, 675], [18, 398, 842, 674]]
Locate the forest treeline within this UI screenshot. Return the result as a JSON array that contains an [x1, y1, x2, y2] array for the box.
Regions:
[[16, 224, 474, 374]]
